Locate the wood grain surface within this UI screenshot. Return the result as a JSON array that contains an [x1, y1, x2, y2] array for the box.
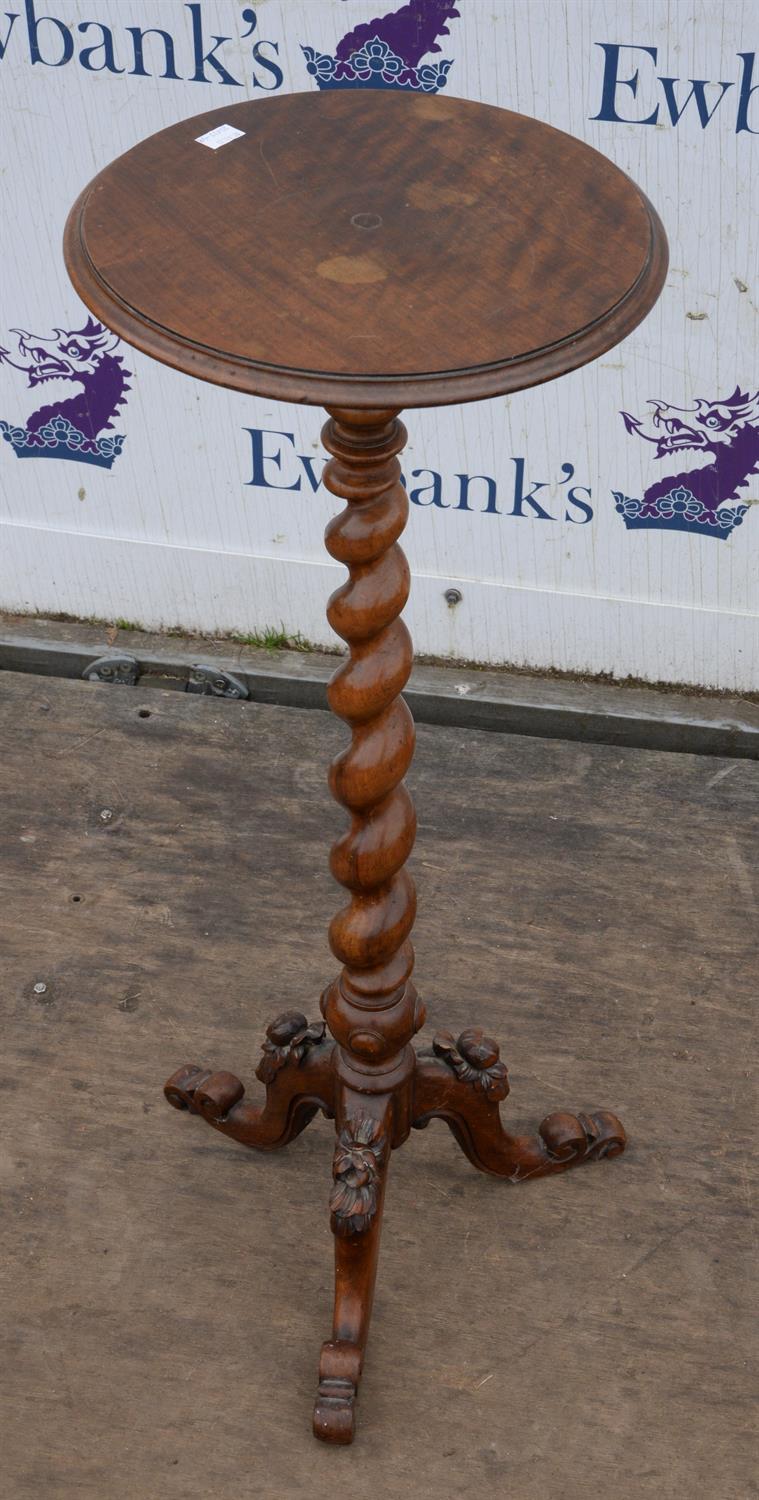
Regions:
[[0, 670, 755, 1496], [64, 91, 667, 407]]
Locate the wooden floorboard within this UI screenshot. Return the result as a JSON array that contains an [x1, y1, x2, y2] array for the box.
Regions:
[[0, 670, 756, 1499]]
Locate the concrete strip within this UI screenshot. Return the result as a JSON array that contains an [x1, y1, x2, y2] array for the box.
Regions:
[[0, 613, 757, 758]]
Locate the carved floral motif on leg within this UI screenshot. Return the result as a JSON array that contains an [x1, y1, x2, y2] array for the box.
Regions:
[[430, 1028, 509, 1101], [256, 1010, 327, 1085], [329, 1116, 388, 1238]]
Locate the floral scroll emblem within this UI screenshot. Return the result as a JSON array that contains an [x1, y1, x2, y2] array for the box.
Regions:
[[329, 1116, 387, 1237], [431, 1027, 509, 1102]]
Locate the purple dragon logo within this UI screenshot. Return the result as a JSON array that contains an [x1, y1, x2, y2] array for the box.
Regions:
[[612, 387, 759, 539], [0, 317, 131, 469], [302, 0, 461, 93]]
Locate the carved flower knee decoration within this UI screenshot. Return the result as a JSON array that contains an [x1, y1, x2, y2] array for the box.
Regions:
[[432, 1027, 509, 1102], [329, 1117, 387, 1237], [256, 1010, 326, 1085]]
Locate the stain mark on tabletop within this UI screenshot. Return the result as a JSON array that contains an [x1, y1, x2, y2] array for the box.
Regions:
[[316, 255, 387, 285], [411, 94, 457, 121], [406, 182, 476, 211]]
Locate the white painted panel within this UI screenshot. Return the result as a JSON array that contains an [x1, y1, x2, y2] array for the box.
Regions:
[[3, 520, 757, 691], [1, 0, 757, 687]]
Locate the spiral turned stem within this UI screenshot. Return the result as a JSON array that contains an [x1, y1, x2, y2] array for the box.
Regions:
[[320, 409, 425, 1117]]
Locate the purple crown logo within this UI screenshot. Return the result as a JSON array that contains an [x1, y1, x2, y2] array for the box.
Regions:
[[302, 0, 459, 94], [0, 317, 130, 470], [612, 386, 758, 540]]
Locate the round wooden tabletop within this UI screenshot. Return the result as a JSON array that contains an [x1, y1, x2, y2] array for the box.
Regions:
[[64, 92, 668, 410]]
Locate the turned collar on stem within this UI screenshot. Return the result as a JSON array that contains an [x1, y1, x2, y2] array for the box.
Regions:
[[325, 407, 402, 451]]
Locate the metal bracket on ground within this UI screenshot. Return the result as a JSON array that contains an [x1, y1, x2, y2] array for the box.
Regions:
[[82, 654, 139, 686], [185, 665, 248, 699]]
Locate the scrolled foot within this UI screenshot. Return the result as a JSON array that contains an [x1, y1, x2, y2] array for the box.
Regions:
[[164, 1064, 211, 1112], [539, 1108, 626, 1165], [313, 1340, 360, 1445], [194, 1070, 246, 1121], [163, 1010, 335, 1151], [164, 1064, 246, 1121]]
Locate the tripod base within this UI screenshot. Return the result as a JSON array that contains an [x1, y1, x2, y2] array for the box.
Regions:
[[165, 1010, 625, 1445]]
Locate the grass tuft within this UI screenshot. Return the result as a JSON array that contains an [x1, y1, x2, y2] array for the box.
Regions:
[[228, 626, 312, 652]]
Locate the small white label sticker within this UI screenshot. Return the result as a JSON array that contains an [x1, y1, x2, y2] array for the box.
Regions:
[[195, 124, 245, 150]]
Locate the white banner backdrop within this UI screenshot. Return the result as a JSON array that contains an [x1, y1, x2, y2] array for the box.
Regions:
[[1, 0, 757, 688]]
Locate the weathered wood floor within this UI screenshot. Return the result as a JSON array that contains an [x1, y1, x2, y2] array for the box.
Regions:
[[1, 670, 755, 1500]]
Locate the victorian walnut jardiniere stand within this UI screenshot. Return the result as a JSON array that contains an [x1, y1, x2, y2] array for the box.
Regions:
[[64, 90, 668, 1445]]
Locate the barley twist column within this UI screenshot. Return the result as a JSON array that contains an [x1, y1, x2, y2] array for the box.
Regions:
[[319, 408, 425, 1139]]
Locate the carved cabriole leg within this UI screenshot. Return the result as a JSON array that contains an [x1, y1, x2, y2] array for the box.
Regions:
[[163, 1010, 335, 1148], [314, 1088, 392, 1444], [315, 408, 424, 1443], [412, 1028, 626, 1181]]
